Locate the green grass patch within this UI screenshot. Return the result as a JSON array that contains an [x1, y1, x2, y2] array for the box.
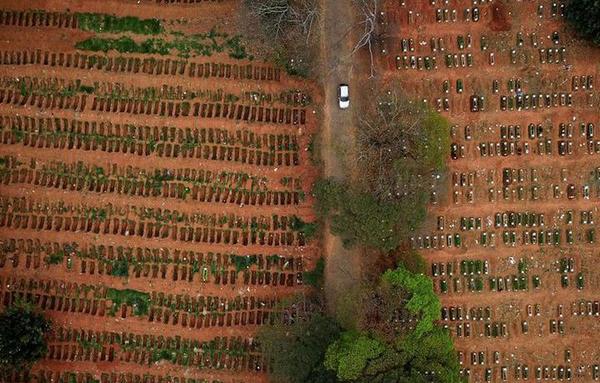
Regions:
[[232, 255, 258, 272], [109, 258, 129, 277], [106, 288, 150, 316], [75, 29, 249, 59], [76, 13, 162, 35], [45, 251, 65, 265]]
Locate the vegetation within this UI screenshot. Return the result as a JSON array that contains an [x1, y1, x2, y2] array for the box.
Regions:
[[313, 179, 424, 252], [324, 265, 460, 382], [313, 88, 449, 253], [260, 263, 460, 382], [356, 87, 450, 202], [0, 302, 51, 372], [297, 90, 459, 381], [242, 0, 319, 77], [110, 258, 130, 277], [76, 13, 162, 35], [565, 0, 600, 45], [259, 309, 340, 383], [290, 215, 319, 240], [324, 332, 385, 381], [303, 257, 325, 287], [75, 29, 250, 59], [45, 250, 65, 265], [232, 254, 258, 272], [106, 288, 150, 316], [393, 249, 427, 274]]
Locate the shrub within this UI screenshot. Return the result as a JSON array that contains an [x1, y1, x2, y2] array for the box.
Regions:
[[232, 255, 258, 272], [75, 32, 248, 59]]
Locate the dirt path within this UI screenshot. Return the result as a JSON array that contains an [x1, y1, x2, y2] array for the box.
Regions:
[[319, 0, 363, 319]]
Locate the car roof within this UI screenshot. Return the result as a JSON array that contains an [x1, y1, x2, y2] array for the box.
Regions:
[[340, 84, 349, 97]]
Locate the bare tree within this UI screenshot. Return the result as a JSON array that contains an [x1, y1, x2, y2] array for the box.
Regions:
[[353, 0, 379, 78], [246, 0, 318, 42], [244, 0, 319, 77], [356, 87, 450, 201]]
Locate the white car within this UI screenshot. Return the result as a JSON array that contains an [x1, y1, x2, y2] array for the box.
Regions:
[[338, 84, 349, 109]]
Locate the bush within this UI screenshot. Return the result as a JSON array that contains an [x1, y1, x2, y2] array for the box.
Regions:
[[232, 255, 258, 272], [565, 0, 600, 45], [0, 303, 51, 372]]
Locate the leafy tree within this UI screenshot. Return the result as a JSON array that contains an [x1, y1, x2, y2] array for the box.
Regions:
[[313, 179, 425, 252], [394, 249, 427, 274], [324, 331, 385, 381], [565, 0, 600, 45], [323, 265, 461, 382], [0, 303, 51, 372], [259, 312, 340, 383], [382, 265, 441, 338]]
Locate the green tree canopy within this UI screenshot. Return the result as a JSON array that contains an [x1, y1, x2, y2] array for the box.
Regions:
[[313, 178, 427, 252], [0, 303, 51, 372], [323, 265, 460, 382], [324, 332, 385, 381], [565, 0, 600, 45], [382, 265, 441, 339], [259, 312, 341, 383]]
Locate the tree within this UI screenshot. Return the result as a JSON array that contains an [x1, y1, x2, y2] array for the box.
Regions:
[[313, 179, 406, 252], [243, 0, 319, 77], [324, 331, 385, 381], [313, 178, 426, 252], [565, 0, 600, 45], [0, 303, 51, 372], [259, 306, 341, 383], [357, 87, 450, 203], [382, 265, 441, 338], [323, 265, 461, 382], [353, 0, 380, 78]]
